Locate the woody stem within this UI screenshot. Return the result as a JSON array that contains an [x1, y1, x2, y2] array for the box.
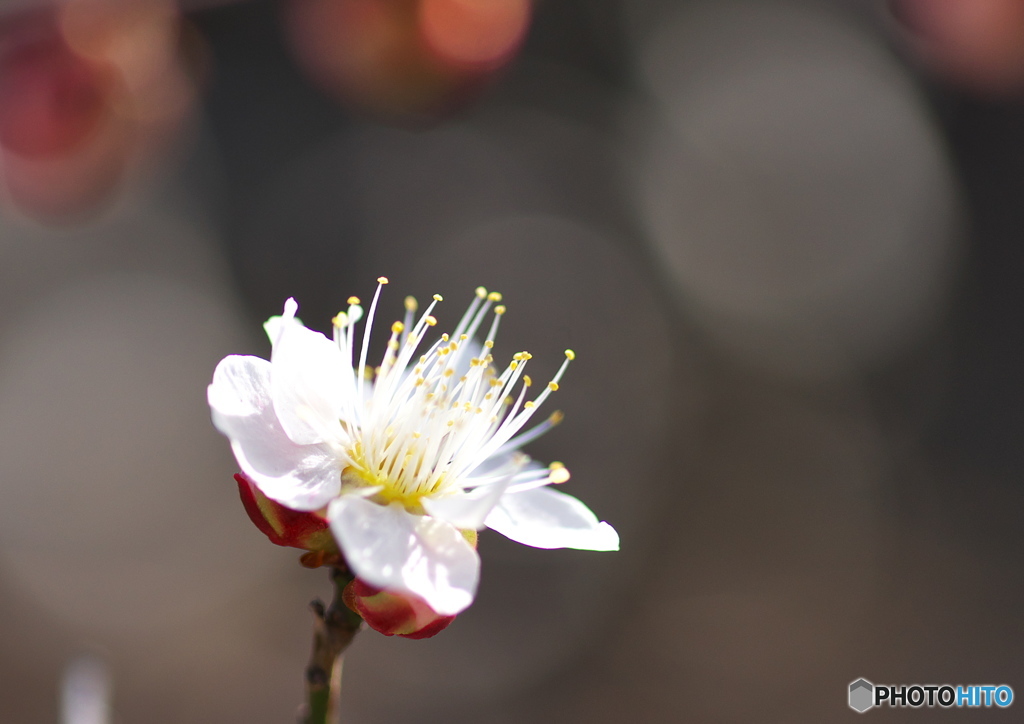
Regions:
[[299, 565, 362, 724]]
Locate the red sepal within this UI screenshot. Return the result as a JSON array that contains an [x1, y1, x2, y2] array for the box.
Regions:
[[343, 578, 455, 639], [235, 473, 336, 552]]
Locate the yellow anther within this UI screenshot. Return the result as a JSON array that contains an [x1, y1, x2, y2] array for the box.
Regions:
[[425, 315, 437, 326], [510, 361, 519, 370], [490, 379, 502, 387], [475, 286, 488, 298], [494, 304, 506, 315], [347, 296, 360, 306], [405, 296, 418, 311], [565, 349, 576, 361], [513, 353, 523, 361], [447, 420, 455, 427], [548, 382, 559, 392], [332, 313, 347, 327], [460, 376, 468, 383], [523, 375, 533, 387], [549, 410, 565, 425], [464, 402, 472, 411], [522, 352, 533, 360], [391, 321, 405, 334], [377, 276, 389, 284], [415, 378, 425, 387], [487, 291, 502, 302], [549, 463, 571, 484], [441, 333, 450, 342], [460, 334, 468, 341], [484, 340, 494, 348], [524, 401, 536, 409], [485, 393, 493, 400], [388, 340, 399, 351], [433, 294, 443, 302], [413, 432, 422, 439], [444, 369, 455, 377]]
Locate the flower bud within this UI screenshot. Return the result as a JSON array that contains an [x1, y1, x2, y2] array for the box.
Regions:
[[234, 473, 336, 553], [342, 578, 455, 639]]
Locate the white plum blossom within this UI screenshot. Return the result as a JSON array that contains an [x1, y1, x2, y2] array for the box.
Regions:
[[208, 278, 618, 616]]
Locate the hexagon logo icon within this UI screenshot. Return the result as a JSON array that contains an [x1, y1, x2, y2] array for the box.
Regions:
[[849, 679, 874, 713]]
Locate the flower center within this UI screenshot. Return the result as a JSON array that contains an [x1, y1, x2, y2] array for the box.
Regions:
[[340, 451, 439, 514]]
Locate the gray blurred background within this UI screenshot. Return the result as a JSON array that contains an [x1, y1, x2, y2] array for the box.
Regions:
[[0, 0, 1022, 721]]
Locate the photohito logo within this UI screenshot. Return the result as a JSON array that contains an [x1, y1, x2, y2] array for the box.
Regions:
[[849, 679, 1014, 713]]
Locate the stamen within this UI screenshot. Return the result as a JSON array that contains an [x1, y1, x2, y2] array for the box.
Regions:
[[493, 410, 564, 455], [402, 297, 417, 344], [549, 462, 571, 484], [357, 278, 388, 410]]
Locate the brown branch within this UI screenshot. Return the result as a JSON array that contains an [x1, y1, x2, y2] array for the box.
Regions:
[[298, 566, 362, 724]]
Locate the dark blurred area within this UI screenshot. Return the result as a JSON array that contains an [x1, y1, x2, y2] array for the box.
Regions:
[[1, 0, 1024, 722]]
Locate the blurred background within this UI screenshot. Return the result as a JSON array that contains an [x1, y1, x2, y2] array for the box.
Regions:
[[0, 0, 1022, 721]]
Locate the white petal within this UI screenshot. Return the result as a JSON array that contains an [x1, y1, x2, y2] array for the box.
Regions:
[[422, 480, 509, 530], [269, 302, 348, 445], [328, 497, 479, 615], [208, 355, 341, 510], [263, 315, 286, 346], [485, 486, 620, 551]]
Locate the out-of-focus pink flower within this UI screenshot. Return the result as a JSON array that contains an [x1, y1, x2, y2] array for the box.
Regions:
[[418, 0, 531, 69], [890, 0, 1024, 93], [284, 0, 532, 120], [343, 578, 456, 639], [0, 0, 196, 220], [0, 15, 113, 159]]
